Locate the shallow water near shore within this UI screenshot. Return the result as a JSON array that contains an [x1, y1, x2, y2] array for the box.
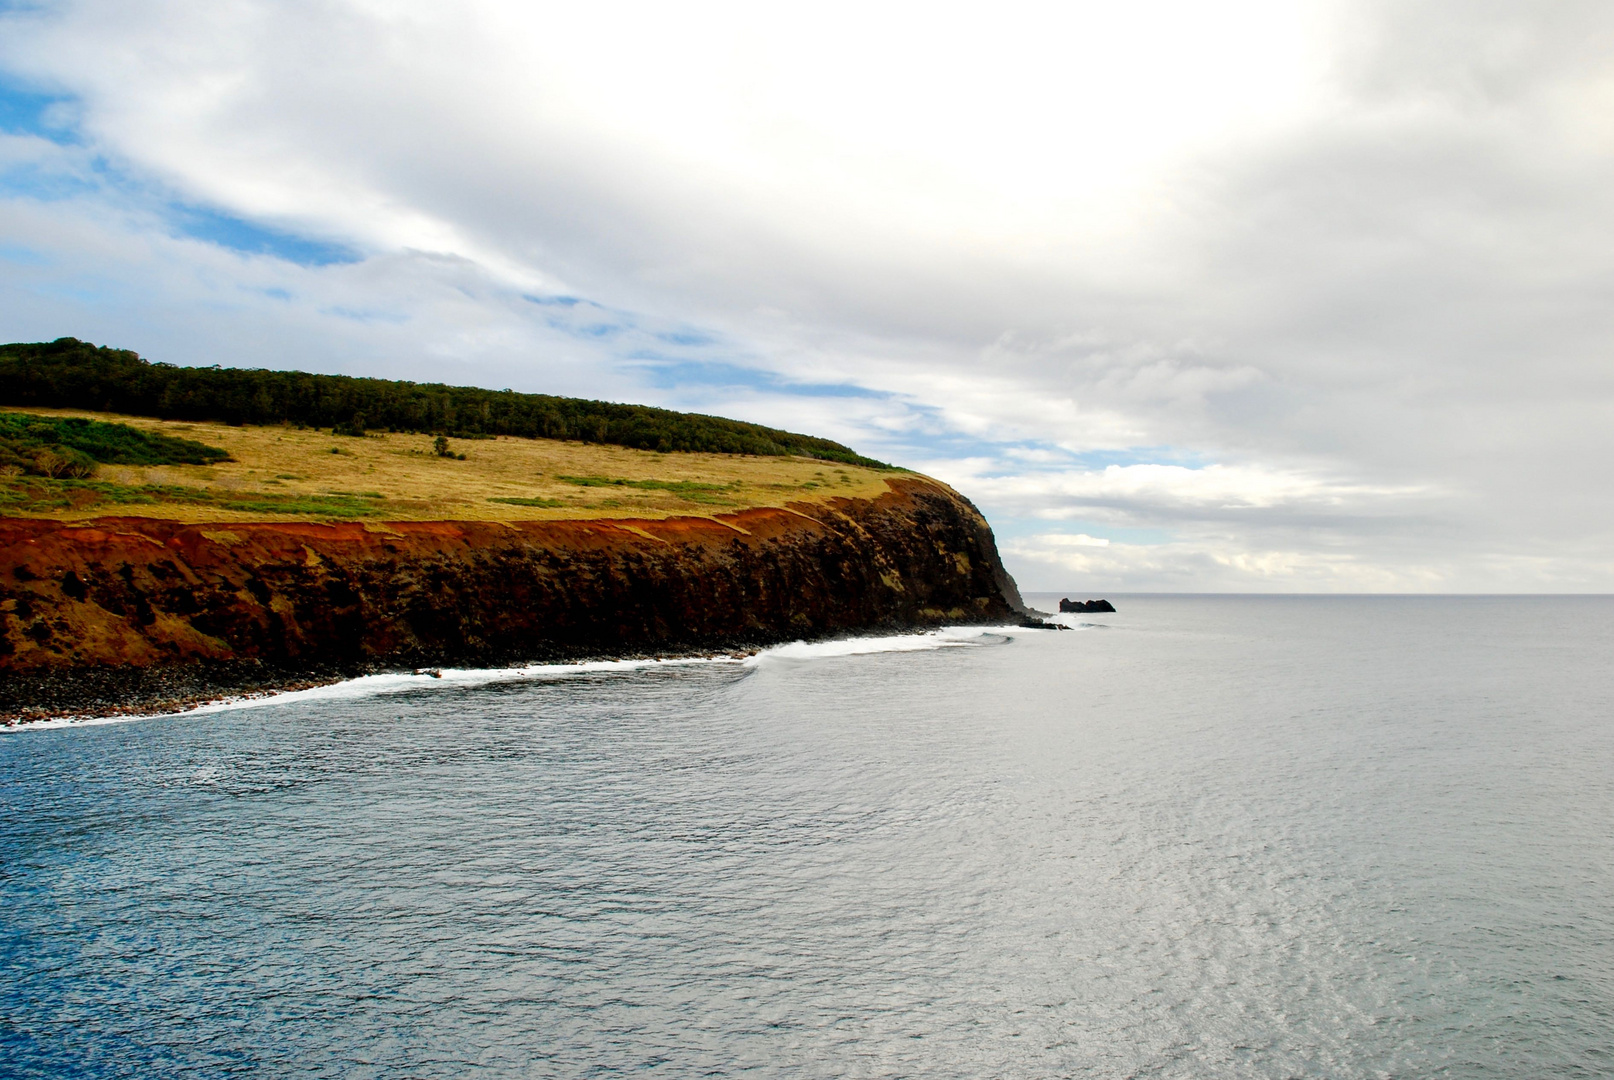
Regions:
[[4, 595, 1613, 1077]]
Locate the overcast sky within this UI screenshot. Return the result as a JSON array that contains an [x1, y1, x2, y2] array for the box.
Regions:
[[3, 0, 1612, 591]]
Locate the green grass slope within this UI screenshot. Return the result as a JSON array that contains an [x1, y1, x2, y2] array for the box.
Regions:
[[0, 411, 231, 478]]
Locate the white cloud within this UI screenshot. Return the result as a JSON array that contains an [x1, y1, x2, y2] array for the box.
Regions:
[[943, 461, 1427, 515], [1006, 532, 1452, 593], [1020, 533, 1110, 549], [4, 0, 1614, 589]]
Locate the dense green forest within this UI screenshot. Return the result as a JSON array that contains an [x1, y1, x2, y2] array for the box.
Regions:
[[0, 411, 230, 478], [0, 338, 889, 468]]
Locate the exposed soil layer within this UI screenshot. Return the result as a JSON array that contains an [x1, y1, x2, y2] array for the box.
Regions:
[[1, 477, 1024, 724]]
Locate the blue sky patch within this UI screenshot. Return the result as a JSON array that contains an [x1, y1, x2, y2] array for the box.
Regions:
[[636, 358, 889, 399], [0, 75, 76, 143], [172, 204, 361, 266], [0, 243, 47, 265], [0, 149, 362, 270], [521, 293, 636, 340], [536, 313, 625, 339], [0, 158, 98, 201], [655, 330, 714, 347]]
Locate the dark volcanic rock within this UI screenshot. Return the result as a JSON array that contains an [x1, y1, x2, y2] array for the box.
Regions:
[[1, 476, 1027, 723], [1018, 616, 1066, 630], [1058, 598, 1116, 613]]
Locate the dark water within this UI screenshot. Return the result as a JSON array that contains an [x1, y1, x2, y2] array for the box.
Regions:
[[4, 595, 1613, 1077]]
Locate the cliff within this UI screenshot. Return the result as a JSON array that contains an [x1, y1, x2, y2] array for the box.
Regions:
[[0, 476, 1025, 723]]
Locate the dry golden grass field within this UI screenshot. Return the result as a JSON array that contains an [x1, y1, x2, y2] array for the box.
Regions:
[[0, 407, 904, 523]]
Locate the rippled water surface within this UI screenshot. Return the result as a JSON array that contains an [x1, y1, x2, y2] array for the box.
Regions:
[[4, 595, 1614, 1077]]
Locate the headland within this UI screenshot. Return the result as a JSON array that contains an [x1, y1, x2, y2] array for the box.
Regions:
[[1, 341, 1026, 724]]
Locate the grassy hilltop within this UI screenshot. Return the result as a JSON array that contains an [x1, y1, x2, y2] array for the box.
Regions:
[[0, 340, 904, 523], [0, 408, 896, 523]]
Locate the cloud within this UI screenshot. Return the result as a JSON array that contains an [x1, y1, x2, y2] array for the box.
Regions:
[[936, 460, 1431, 518], [3, 0, 1614, 589], [1005, 532, 1465, 593], [1005, 528, 1614, 595]]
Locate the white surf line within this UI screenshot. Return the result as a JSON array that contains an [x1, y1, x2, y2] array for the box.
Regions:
[[3, 623, 1066, 733], [1, 656, 735, 733], [748, 624, 1034, 662], [1046, 612, 1109, 630]]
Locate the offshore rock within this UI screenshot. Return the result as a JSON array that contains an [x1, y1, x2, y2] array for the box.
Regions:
[[1059, 598, 1116, 613], [0, 476, 1026, 723]]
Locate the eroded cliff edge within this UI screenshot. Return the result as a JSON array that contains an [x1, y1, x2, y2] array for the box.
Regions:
[[0, 476, 1026, 722]]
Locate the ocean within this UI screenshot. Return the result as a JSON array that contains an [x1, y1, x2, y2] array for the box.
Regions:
[[3, 595, 1612, 1077]]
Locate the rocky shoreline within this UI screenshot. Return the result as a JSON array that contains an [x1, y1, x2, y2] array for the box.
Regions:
[[1, 659, 362, 727], [0, 644, 774, 728]]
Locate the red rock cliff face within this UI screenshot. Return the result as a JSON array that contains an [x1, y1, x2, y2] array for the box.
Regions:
[[1, 477, 1024, 718]]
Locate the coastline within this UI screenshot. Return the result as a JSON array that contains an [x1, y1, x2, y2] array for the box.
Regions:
[[2, 477, 1028, 726]]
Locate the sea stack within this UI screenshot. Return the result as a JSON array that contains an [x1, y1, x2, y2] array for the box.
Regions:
[[1059, 598, 1116, 613]]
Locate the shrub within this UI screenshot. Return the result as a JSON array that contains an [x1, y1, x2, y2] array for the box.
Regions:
[[0, 411, 230, 478]]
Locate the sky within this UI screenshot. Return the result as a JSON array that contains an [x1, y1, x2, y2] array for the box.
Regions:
[[2, 0, 1613, 592]]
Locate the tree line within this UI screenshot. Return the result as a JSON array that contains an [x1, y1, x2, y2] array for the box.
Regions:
[[0, 338, 890, 468]]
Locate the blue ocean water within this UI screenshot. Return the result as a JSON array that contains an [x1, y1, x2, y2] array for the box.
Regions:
[[3, 595, 1613, 1078]]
